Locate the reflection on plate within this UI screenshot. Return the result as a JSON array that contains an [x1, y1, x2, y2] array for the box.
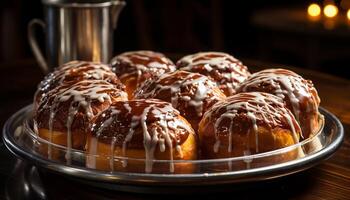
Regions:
[[2, 105, 343, 193]]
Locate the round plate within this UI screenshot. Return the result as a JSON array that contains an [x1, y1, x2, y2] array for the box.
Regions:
[[2, 105, 344, 193]]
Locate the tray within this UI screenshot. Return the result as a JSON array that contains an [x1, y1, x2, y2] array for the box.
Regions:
[[2, 105, 344, 193]]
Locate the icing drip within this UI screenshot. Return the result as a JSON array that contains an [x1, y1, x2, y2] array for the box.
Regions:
[[204, 92, 301, 155], [91, 100, 193, 173], [122, 116, 138, 167], [37, 80, 126, 162], [247, 111, 259, 153], [110, 137, 117, 171], [140, 105, 158, 173], [65, 102, 78, 163], [177, 52, 250, 95], [47, 106, 56, 159]]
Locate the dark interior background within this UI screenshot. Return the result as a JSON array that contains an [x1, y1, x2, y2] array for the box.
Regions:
[[0, 0, 349, 78]]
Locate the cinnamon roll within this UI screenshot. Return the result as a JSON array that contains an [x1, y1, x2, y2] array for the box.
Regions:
[[198, 92, 302, 167], [34, 80, 128, 160], [86, 99, 197, 173], [237, 68, 321, 139]]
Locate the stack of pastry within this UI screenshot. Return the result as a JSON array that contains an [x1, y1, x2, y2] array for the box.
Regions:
[[33, 50, 322, 173]]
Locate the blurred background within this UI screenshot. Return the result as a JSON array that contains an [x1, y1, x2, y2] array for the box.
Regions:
[[1, 0, 350, 125], [2, 0, 350, 78]]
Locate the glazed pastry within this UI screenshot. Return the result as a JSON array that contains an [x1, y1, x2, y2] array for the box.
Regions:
[[177, 52, 250, 96], [34, 60, 124, 109], [236, 68, 321, 138], [199, 92, 302, 162], [110, 51, 176, 98], [134, 71, 226, 130], [86, 99, 197, 173], [34, 80, 128, 160]]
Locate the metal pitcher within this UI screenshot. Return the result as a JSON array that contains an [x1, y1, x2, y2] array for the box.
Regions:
[[28, 0, 125, 73]]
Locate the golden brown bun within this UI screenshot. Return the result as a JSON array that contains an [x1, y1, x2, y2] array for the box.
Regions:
[[34, 80, 128, 157], [177, 52, 250, 96], [34, 61, 124, 110], [198, 92, 302, 170], [86, 99, 197, 173], [134, 71, 226, 131], [236, 68, 321, 139], [110, 51, 176, 98]]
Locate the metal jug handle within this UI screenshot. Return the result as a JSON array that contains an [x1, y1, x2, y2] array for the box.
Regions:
[[28, 19, 49, 74], [111, 1, 126, 29]]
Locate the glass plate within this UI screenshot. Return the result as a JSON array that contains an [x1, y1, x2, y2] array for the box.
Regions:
[[2, 105, 344, 193]]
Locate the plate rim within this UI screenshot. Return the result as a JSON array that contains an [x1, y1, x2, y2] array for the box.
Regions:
[[2, 105, 344, 185]]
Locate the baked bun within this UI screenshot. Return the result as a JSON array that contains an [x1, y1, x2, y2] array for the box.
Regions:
[[134, 71, 226, 131], [34, 61, 124, 109], [34, 80, 128, 159], [86, 99, 197, 173], [177, 52, 250, 96], [199, 92, 302, 164], [236, 68, 321, 139], [111, 51, 176, 98]]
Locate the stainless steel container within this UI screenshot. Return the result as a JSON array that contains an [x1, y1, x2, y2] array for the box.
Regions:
[[28, 0, 125, 73]]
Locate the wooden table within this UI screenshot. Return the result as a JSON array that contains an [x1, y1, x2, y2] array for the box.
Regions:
[[0, 59, 349, 199]]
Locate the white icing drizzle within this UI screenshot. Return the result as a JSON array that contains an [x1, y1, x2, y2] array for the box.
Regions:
[[39, 61, 116, 91], [47, 106, 56, 159], [122, 116, 138, 167], [37, 80, 126, 163], [203, 92, 301, 155], [135, 71, 221, 118], [110, 137, 117, 171], [65, 102, 78, 164], [177, 52, 250, 95], [91, 100, 193, 173], [35, 61, 119, 107], [238, 68, 320, 137], [111, 51, 176, 88], [59, 60, 116, 81], [247, 111, 259, 153]]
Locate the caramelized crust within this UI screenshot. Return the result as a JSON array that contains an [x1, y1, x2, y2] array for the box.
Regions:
[[177, 52, 250, 96]]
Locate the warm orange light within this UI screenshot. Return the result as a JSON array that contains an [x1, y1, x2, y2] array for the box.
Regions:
[[308, 3, 321, 17], [347, 9, 350, 20], [323, 4, 338, 18]]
